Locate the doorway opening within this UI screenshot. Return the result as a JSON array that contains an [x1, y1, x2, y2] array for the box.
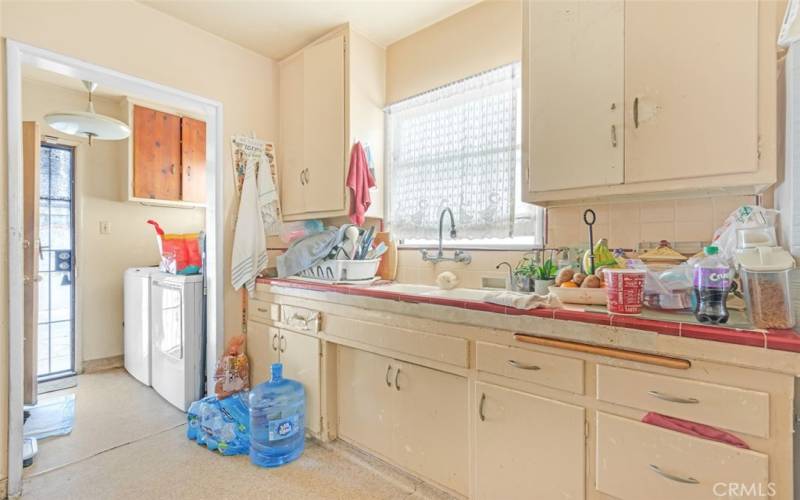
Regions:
[[37, 143, 76, 381]]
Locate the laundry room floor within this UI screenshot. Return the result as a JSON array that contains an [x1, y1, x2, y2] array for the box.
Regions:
[[22, 369, 449, 500], [23, 368, 186, 476]]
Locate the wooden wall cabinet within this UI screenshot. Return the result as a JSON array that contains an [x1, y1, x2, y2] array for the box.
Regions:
[[278, 25, 386, 221], [128, 103, 206, 206], [523, 0, 780, 205]]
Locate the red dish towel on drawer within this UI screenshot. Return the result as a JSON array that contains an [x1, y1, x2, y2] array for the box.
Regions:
[[347, 142, 376, 225], [642, 412, 750, 449]]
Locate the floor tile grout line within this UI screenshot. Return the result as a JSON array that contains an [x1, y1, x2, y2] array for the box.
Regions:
[[24, 422, 186, 480]]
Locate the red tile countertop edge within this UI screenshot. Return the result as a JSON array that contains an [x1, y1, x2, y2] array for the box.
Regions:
[[257, 278, 800, 354]]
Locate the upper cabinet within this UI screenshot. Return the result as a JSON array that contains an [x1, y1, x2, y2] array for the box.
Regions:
[[128, 103, 207, 206], [279, 25, 386, 221], [523, 0, 780, 205]]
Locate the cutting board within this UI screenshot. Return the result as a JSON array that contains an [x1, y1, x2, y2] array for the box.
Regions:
[[373, 232, 397, 280]]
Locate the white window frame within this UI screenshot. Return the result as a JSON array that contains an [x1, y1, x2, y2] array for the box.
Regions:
[[384, 64, 544, 250]]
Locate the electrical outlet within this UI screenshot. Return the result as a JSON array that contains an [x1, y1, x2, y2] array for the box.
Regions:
[[99, 221, 112, 235]]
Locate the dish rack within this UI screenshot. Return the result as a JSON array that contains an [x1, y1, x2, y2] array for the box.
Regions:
[[298, 259, 381, 281]]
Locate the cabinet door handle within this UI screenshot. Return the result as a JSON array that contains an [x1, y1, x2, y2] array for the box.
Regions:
[[633, 97, 639, 129], [611, 124, 617, 148], [304, 168, 310, 184], [647, 390, 699, 404], [300, 170, 306, 185], [507, 359, 541, 371], [479, 392, 486, 422], [187, 165, 191, 177], [394, 368, 401, 391], [279, 335, 287, 353], [648, 464, 699, 485], [385, 365, 393, 387], [271, 333, 279, 351]]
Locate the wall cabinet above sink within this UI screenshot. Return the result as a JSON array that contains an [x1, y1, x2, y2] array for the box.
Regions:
[[278, 25, 386, 221], [522, 0, 781, 206]]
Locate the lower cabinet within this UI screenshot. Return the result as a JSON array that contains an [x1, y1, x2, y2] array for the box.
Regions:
[[246, 322, 321, 435], [596, 412, 769, 500], [337, 346, 469, 495], [475, 381, 586, 500]]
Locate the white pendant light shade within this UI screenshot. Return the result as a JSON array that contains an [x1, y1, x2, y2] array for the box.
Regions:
[[44, 80, 130, 143], [45, 110, 130, 140]]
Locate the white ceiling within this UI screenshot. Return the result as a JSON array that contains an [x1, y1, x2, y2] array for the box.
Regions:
[[140, 0, 480, 60]]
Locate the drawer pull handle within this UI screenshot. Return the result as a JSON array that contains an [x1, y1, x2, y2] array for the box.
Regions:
[[648, 464, 700, 485], [394, 368, 401, 391], [257, 307, 268, 313], [479, 393, 486, 421], [385, 365, 392, 387], [648, 390, 699, 404], [507, 359, 541, 371]]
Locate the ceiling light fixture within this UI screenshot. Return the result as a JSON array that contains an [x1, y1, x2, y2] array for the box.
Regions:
[[44, 80, 130, 145]]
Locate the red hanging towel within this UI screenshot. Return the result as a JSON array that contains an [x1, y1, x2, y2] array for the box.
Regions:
[[346, 142, 376, 225], [642, 412, 750, 449]]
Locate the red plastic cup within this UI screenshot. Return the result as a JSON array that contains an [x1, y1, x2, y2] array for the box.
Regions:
[[603, 269, 646, 315]]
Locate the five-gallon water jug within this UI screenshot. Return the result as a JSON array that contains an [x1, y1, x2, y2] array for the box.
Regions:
[[249, 363, 305, 467]]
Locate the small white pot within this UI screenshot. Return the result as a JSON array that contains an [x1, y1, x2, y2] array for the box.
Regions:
[[534, 279, 555, 295]]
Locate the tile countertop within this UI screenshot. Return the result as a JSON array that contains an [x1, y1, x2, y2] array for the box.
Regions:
[[257, 278, 800, 355]]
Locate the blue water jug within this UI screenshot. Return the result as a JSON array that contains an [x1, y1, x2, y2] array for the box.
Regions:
[[249, 363, 305, 467]]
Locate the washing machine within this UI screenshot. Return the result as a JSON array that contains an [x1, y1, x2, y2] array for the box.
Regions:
[[123, 267, 161, 385], [149, 273, 205, 411]]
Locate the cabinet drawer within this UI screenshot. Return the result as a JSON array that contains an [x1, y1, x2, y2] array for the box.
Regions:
[[281, 305, 320, 334], [597, 365, 769, 437], [248, 299, 280, 325], [596, 412, 769, 500], [476, 342, 584, 394], [325, 316, 468, 368]]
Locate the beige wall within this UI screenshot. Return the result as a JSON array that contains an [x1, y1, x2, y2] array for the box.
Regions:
[[385, 0, 522, 104], [22, 79, 206, 364], [1, 0, 279, 485]]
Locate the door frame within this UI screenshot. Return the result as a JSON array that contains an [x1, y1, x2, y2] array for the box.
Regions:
[[5, 39, 225, 495]]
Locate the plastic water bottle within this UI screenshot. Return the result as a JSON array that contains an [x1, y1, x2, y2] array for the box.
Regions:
[[693, 246, 731, 324], [249, 363, 305, 467]]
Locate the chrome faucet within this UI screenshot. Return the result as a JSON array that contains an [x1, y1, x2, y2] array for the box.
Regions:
[[496, 261, 514, 290], [420, 207, 472, 264]]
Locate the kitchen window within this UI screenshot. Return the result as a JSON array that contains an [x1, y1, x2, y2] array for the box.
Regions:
[[385, 62, 543, 248]]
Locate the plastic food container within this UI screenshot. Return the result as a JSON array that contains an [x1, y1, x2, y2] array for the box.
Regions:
[[603, 269, 647, 315], [736, 246, 796, 329]]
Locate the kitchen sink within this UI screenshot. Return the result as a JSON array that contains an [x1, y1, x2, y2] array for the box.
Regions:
[[374, 283, 497, 302]]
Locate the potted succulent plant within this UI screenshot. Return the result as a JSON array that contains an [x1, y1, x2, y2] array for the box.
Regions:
[[514, 255, 558, 294]]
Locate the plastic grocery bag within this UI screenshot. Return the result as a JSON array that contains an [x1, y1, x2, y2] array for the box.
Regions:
[[707, 206, 778, 266], [146, 220, 204, 275], [214, 335, 250, 399], [187, 392, 250, 456]]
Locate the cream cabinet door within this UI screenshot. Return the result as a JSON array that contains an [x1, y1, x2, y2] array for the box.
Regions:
[[392, 361, 469, 496], [246, 321, 280, 386], [526, 0, 624, 193], [279, 329, 321, 435], [303, 34, 346, 213], [279, 53, 306, 216], [475, 382, 585, 500], [624, 0, 758, 183], [337, 346, 394, 459]]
